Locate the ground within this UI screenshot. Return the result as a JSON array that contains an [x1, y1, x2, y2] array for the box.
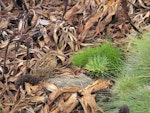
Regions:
[[0, 0, 150, 113]]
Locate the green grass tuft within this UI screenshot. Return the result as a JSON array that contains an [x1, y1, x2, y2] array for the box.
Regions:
[[124, 86, 150, 113], [110, 31, 150, 113], [123, 32, 150, 83], [0, 110, 2, 113], [101, 86, 150, 113], [72, 43, 123, 77], [85, 55, 109, 77], [72, 47, 97, 67], [95, 43, 123, 75], [114, 76, 142, 99]]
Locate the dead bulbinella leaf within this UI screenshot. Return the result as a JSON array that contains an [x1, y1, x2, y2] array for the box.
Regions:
[[42, 81, 58, 92], [5, 0, 14, 11], [79, 90, 104, 113], [0, 19, 9, 29], [25, 83, 40, 95], [0, 40, 9, 49], [39, 19, 50, 26]]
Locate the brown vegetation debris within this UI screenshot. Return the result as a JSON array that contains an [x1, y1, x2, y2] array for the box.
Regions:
[[0, 78, 113, 113], [0, 0, 149, 112]]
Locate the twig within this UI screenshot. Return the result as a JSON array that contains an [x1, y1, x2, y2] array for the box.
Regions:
[[2, 34, 14, 83], [25, 40, 30, 75], [0, 0, 6, 8], [63, 0, 68, 16], [122, 0, 141, 33]]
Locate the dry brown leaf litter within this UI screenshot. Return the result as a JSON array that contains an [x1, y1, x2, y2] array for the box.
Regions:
[[0, 0, 150, 112], [0, 78, 113, 113]]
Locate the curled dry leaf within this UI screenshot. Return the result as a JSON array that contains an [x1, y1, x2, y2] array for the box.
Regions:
[[138, 0, 150, 9], [50, 15, 57, 22], [42, 81, 58, 92], [79, 90, 104, 113], [4, 0, 14, 11], [48, 86, 79, 107], [0, 19, 9, 29], [39, 19, 50, 26], [42, 104, 49, 113], [25, 83, 40, 96], [18, 19, 24, 32], [0, 40, 9, 49], [51, 93, 79, 113], [56, 49, 66, 63], [63, 93, 79, 112], [84, 79, 114, 93], [30, 9, 38, 27], [64, 3, 80, 21], [30, 96, 47, 103], [0, 81, 5, 95], [77, 79, 114, 113]]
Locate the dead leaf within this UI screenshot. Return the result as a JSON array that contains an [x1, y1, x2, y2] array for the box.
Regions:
[[79, 90, 104, 113], [25, 83, 40, 96], [30, 96, 47, 103], [31, 9, 38, 27], [85, 79, 114, 93], [5, 1, 14, 11], [42, 104, 49, 113], [64, 93, 79, 113], [56, 49, 66, 63], [49, 86, 79, 104], [42, 81, 58, 92], [0, 19, 9, 29], [39, 19, 50, 26], [64, 4, 80, 21], [0, 40, 9, 49]]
